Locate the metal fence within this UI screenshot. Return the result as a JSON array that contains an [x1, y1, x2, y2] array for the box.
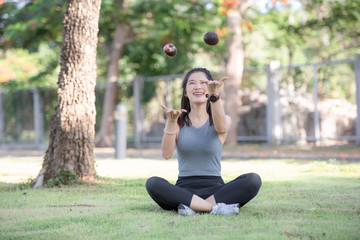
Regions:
[[0, 87, 49, 149], [1, 55, 359, 149], [133, 54, 360, 147], [0, 87, 106, 149]]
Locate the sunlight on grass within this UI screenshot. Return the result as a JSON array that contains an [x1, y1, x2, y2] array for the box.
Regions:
[[1, 155, 359, 183]]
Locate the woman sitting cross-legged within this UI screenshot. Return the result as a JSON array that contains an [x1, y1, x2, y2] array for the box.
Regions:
[[145, 67, 262, 216]]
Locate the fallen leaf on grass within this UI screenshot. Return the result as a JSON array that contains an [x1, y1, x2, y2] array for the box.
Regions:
[[284, 231, 295, 237]]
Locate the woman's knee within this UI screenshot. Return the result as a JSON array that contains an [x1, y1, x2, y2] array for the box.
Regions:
[[247, 173, 262, 192], [146, 176, 160, 191], [145, 176, 167, 195]]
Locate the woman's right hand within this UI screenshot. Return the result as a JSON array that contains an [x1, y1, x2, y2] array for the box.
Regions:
[[160, 104, 187, 121]]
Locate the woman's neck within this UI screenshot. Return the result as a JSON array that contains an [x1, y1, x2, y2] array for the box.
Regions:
[[189, 103, 208, 122]]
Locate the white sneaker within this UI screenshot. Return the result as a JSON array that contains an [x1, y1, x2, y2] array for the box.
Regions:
[[210, 203, 239, 216], [178, 204, 199, 216]]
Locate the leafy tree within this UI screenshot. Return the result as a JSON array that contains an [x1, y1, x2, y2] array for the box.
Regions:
[[251, 0, 360, 101], [213, 0, 257, 145], [0, 0, 64, 90], [0, 45, 59, 90], [95, 0, 219, 147], [94, 0, 134, 147], [2, 0, 359, 148], [0, 0, 64, 51], [295, 0, 360, 60]]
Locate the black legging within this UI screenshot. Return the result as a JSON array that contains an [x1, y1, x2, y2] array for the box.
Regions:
[[145, 173, 262, 211]]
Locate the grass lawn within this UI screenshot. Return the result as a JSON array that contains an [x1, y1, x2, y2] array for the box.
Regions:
[[0, 156, 359, 240]]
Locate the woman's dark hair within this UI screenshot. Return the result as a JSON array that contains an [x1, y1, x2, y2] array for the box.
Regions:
[[178, 67, 214, 128]]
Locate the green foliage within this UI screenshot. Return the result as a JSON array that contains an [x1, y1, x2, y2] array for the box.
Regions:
[[0, 0, 65, 51], [0, 45, 59, 91], [244, 0, 360, 101], [7, 177, 35, 191], [46, 169, 77, 188], [1, 0, 359, 102], [121, 0, 221, 77], [141, 81, 157, 104], [248, 0, 360, 64], [0, 0, 62, 91], [100, 0, 222, 103], [0, 0, 65, 91]]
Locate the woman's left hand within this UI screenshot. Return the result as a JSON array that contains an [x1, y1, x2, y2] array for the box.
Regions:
[[202, 76, 229, 95]]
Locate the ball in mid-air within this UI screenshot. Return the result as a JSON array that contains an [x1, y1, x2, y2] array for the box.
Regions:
[[163, 43, 177, 57], [203, 31, 219, 46]]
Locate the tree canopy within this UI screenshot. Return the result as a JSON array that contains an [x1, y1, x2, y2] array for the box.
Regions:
[[1, 0, 359, 96]]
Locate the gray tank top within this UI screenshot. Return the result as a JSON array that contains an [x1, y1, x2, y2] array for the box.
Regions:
[[176, 119, 222, 177]]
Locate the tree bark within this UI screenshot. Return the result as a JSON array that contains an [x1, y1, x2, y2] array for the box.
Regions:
[[35, 0, 101, 186], [95, 24, 127, 147]]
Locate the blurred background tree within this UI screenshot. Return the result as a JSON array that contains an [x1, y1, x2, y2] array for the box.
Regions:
[[95, 0, 219, 147]]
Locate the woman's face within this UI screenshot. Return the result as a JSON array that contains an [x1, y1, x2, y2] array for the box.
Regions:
[[185, 71, 209, 103]]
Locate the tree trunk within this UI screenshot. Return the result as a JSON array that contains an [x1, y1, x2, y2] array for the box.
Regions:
[[223, 0, 255, 146], [224, 9, 244, 146], [95, 24, 127, 147], [35, 0, 101, 186]]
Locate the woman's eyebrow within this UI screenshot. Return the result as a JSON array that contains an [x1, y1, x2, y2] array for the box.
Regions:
[[188, 79, 206, 82]]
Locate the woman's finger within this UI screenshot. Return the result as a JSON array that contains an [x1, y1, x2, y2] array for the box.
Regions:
[[169, 109, 177, 115], [160, 104, 168, 112], [162, 106, 186, 119], [175, 109, 184, 115], [219, 76, 229, 83]]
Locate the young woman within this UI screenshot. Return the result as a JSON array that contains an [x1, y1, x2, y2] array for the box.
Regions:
[[145, 67, 261, 216]]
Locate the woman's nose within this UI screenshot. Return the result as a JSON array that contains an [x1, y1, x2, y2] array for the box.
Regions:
[[194, 82, 202, 88]]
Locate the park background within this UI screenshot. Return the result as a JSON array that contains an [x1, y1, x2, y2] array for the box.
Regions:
[[0, 0, 360, 239], [1, 0, 360, 149]]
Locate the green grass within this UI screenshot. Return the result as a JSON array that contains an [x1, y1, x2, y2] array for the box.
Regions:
[[0, 158, 360, 240]]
